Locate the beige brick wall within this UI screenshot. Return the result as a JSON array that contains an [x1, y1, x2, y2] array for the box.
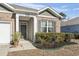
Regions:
[[55, 18, 61, 33], [0, 12, 12, 21], [0, 12, 16, 33]]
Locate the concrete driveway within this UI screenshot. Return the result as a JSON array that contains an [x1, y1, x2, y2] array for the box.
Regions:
[[0, 44, 10, 56]]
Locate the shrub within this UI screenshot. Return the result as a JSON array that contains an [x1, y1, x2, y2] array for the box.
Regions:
[[74, 33, 79, 39], [35, 32, 74, 48], [64, 33, 74, 42], [11, 32, 21, 47]]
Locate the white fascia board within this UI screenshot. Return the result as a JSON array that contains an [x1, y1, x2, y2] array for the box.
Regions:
[[38, 7, 63, 18], [0, 10, 12, 13], [48, 7, 63, 18], [38, 7, 48, 12], [1, 3, 15, 11]]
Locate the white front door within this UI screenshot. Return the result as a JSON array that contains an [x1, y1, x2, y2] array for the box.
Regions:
[[0, 23, 10, 43]]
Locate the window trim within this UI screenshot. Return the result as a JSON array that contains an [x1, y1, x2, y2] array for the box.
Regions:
[[47, 21, 48, 32], [40, 20, 55, 32]]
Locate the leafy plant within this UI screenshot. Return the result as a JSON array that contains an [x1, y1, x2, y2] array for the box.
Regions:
[[74, 33, 79, 39], [11, 32, 21, 47]]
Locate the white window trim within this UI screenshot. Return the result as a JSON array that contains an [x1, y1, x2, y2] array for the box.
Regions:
[[47, 21, 48, 32], [40, 20, 55, 32]]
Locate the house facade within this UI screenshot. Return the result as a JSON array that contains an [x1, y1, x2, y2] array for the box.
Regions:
[[61, 17, 79, 33], [0, 3, 63, 43]]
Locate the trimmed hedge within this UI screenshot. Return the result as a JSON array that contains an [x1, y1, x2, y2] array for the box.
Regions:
[[35, 32, 74, 48], [74, 33, 79, 39]]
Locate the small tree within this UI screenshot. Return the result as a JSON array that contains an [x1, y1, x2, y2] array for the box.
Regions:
[[59, 12, 67, 19]]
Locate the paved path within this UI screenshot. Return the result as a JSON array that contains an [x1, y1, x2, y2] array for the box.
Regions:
[[0, 44, 9, 56], [9, 40, 36, 52]]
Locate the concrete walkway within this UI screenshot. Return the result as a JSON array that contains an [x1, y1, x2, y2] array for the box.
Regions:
[[0, 44, 9, 56], [9, 40, 36, 52]]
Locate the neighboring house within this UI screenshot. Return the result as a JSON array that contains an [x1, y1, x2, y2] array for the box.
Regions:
[[0, 3, 63, 43], [61, 17, 79, 33]]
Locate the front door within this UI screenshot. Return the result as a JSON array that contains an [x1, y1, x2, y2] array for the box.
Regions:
[[21, 25, 27, 39]]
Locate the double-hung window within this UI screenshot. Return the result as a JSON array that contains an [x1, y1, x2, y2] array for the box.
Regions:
[[40, 20, 55, 32], [40, 20, 47, 32]]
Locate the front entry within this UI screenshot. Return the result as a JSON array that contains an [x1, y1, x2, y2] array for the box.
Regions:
[[21, 24, 27, 40]]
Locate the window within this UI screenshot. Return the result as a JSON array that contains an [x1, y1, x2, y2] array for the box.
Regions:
[[48, 21, 55, 32], [40, 21, 47, 32], [40, 20, 55, 32]]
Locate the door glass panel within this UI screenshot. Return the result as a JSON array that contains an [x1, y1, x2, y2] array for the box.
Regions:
[[48, 27, 53, 32], [41, 21, 47, 27], [48, 21, 54, 27], [40, 21, 47, 32], [21, 25, 26, 39], [41, 27, 47, 32]]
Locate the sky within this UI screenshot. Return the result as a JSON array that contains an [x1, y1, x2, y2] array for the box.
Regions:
[[16, 3, 79, 19]]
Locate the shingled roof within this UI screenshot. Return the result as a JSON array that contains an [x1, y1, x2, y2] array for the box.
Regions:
[[61, 17, 79, 26], [0, 3, 63, 18], [9, 4, 38, 12]]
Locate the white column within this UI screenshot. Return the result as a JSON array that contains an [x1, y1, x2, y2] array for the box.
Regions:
[[16, 14, 19, 32], [33, 16, 37, 42]]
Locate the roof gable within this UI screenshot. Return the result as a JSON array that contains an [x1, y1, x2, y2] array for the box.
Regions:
[[38, 7, 63, 18], [39, 10, 57, 17]]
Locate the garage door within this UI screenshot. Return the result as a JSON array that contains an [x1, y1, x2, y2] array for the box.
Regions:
[[0, 23, 10, 43]]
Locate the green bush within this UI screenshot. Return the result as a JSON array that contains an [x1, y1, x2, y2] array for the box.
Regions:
[[35, 32, 74, 48], [74, 33, 79, 39], [11, 32, 21, 47], [64, 33, 74, 42]]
